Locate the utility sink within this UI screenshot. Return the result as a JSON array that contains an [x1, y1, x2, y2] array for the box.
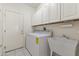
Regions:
[[48, 37, 79, 56]]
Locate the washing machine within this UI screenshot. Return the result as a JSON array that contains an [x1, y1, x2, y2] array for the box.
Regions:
[[26, 32, 51, 56]]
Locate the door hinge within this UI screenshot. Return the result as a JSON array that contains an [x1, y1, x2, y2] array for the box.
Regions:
[[4, 46, 6, 49]]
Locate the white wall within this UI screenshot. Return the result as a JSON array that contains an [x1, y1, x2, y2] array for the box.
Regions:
[[0, 3, 35, 33], [0, 3, 36, 47]]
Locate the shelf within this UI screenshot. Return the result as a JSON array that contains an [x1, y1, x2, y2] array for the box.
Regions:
[[32, 19, 79, 27]]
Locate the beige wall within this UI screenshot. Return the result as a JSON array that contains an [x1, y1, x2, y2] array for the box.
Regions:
[[33, 21, 79, 40]]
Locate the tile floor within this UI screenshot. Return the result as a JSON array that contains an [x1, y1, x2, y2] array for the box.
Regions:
[[5, 48, 31, 56]]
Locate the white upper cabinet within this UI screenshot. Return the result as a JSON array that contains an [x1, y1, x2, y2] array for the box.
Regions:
[[41, 4, 49, 24], [32, 3, 79, 26], [61, 3, 77, 21], [49, 3, 60, 23], [32, 7, 42, 26], [32, 3, 61, 26]]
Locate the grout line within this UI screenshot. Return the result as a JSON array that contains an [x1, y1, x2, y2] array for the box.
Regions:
[[25, 47, 32, 56], [5, 47, 23, 53]]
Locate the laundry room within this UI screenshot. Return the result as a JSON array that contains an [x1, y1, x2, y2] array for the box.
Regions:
[[0, 0, 79, 57], [31, 3, 79, 56]]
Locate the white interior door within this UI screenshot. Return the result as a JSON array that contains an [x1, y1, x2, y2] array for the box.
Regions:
[[5, 9, 24, 52], [0, 7, 3, 55], [0, 7, 2, 47]]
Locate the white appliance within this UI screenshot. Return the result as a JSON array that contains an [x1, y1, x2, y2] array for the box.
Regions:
[[26, 32, 51, 56]]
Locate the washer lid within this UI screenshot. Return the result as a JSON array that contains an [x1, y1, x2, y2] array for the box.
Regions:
[[29, 32, 51, 37]]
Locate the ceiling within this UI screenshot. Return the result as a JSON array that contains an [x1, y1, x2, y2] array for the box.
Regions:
[[24, 3, 41, 8]]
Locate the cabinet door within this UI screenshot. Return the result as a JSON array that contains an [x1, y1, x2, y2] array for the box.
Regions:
[[49, 3, 60, 23], [32, 9, 42, 26], [42, 4, 49, 24], [61, 3, 77, 21]]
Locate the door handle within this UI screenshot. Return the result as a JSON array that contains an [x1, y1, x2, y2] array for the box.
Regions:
[[4, 30, 6, 32]]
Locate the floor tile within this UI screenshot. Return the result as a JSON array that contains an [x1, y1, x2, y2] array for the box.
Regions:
[[5, 48, 31, 56]]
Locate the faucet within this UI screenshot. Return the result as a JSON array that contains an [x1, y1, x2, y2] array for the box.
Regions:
[[62, 34, 70, 39]]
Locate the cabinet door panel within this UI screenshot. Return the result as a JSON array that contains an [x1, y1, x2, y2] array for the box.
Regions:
[[49, 3, 60, 23], [61, 3, 77, 21], [42, 4, 49, 24], [32, 10, 42, 26]]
